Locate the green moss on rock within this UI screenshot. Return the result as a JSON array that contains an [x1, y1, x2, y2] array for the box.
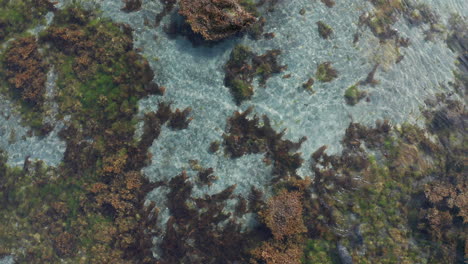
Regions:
[[0, 0, 55, 41]]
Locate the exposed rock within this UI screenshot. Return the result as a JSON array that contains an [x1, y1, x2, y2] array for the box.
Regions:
[[337, 242, 353, 264]]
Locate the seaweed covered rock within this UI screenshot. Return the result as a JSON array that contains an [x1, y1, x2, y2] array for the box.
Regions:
[[302, 93, 468, 263], [0, 0, 55, 41], [3, 36, 48, 106], [39, 7, 156, 134], [0, 6, 174, 263], [251, 240, 303, 264], [260, 190, 307, 240], [179, 0, 256, 41]]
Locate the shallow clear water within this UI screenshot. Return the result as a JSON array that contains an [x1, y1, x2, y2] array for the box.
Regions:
[[0, 0, 466, 262]]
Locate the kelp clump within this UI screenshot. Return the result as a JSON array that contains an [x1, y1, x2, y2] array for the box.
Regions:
[[223, 107, 306, 179], [224, 45, 286, 104], [155, 171, 254, 262]]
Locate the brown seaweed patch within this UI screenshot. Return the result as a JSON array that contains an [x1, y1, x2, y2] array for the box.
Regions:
[[3, 36, 48, 106], [121, 0, 142, 12], [224, 45, 286, 104], [223, 107, 306, 179], [178, 0, 256, 41], [157, 171, 258, 263]]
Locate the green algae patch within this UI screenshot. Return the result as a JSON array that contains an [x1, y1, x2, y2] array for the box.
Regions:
[[0, 0, 55, 41], [230, 78, 254, 103], [344, 84, 366, 105], [302, 239, 339, 264], [0, 151, 88, 261], [0, 5, 167, 263], [40, 7, 154, 130], [315, 62, 338, 82]]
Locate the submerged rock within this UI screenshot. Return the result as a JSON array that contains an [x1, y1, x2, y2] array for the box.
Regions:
[[179, 0, 256, 41]]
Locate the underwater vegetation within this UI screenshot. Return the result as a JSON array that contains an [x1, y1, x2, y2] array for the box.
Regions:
[[178, 0, 256, 41], [1, 36, 49, 133], [222, 107, 306, 179], [0, 0, 55, 41], [166, 0, 280, 44], [317, 21, 333, 39], [315, 62, 338, 83], [302, 77, 315, 93], [344, 84, 367, 106], [320, 0, 336, 8], [0, 0, 466, 263], [3, 37, 47, 107], [301, 97, 467, 263], [224, 45, 286, 104], [0, 5, 188, 263]]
